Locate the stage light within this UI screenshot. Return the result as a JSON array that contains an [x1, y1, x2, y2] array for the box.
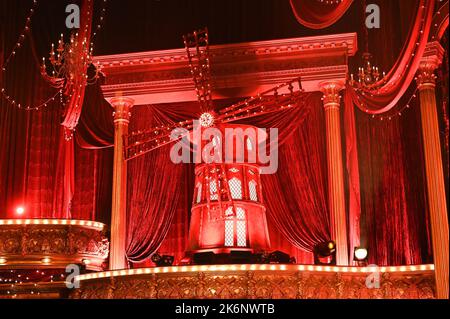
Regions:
[[354, 247, 368, 266], [0, 257, 6, 265], [82, 259, 91, 265], [354, 247, 368, 261], [15, 206, 25, 216], [151, 253, 174, 267], [313, 241, 336, 265], [41, 257, 52, 264]]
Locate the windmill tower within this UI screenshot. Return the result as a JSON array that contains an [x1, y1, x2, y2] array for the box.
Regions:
[[187, 123, 271, 256]]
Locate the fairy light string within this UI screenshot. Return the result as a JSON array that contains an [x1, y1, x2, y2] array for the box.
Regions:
[[1, 0, 108, 112]]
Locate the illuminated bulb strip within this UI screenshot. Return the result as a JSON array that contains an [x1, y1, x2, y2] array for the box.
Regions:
[[0, 219, 105, 231], [75, 264, 435, 281]]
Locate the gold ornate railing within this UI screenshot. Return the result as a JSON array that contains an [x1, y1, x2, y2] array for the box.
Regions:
[[0, 219, 109, 271], [72, 264, 436, 299]]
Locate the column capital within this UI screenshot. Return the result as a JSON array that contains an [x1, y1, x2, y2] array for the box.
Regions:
[[416, 42, 445, 89], [110, 97, 135, 124], [319, 81, 345, 110]]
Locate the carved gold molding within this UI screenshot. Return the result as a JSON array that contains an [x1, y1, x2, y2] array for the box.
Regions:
[[0, 219, 109, 271], [71, 267, 435, 299]]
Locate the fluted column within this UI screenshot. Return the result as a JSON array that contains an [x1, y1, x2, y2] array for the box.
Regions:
[[416, 42, 448, 299], [320, 81, 349, 265], [109, 97, 134, 270]]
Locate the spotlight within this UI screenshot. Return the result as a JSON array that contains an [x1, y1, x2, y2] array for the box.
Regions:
[[354, 247, 368, 265], [151, 253, 174, 267], [265, 251, 292, 264], [41, 257, 52, 264], [82, 259, 91, 265], [313, 241, 336, 265], [0, 257, 6, 265], [15, 206, 25, 216]]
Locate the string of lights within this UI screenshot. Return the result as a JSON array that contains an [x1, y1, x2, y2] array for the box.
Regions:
[[0, 0, 61, 111], [1, 0, 108, 112], [349, 0, 432, 122]]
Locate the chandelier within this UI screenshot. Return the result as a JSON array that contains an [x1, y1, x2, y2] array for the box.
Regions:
[[350, 52, 386, 89], [40, 32, 101, 91]]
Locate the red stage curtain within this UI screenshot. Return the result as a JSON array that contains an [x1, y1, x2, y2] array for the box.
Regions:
[[0, 0, 110, 221], [355, 93, 432, 265], [259, 94, 331, 253], [343, 90, 361, 255], [290, 0, 354, 29], [0, 1, 65, 219]]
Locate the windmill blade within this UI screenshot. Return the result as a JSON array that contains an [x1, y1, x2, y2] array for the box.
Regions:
[[183, 28, 213, 113], [217, 77, 308, 123], [125, 120, 194, 161]]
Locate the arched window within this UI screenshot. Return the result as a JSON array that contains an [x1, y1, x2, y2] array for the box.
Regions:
[[228, 177, 242, 200], [224, 207, 247, 247], [249, 180, 258, 201]]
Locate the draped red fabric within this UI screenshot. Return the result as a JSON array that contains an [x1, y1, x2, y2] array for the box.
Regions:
[[0, 1, 65, 219], [125, 104, 193, 263], [289, 0, 354, 29], [355, 93, 432, 265], [349, 0, 435, 114], [343, 90, 361, 255], [0, 0, 109, 221], [127, 95, 329, 264], [75, 81, 114, 149], [260, 94, 330, 253]]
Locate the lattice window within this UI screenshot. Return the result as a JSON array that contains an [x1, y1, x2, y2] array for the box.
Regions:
[[225, 220, 234, 247], [236, 220, 247, 247], [236, 207, 246, 219], [249, 180, 258, 201], [225, 206, 234, 217], [228, 177, 242, 200], [223, 207, 247, 247], [210, 179, 218, 200], [196, 183, 202, 203]]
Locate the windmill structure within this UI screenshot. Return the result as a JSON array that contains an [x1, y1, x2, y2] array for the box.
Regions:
[[125, 29, 307, 263]]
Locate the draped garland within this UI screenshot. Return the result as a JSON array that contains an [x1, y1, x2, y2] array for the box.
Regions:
[[349, 0, 435, 114]]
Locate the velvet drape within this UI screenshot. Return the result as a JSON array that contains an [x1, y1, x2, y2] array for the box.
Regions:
[[0, 0, 112, 221], [290, 0, 354, 29], [355, 94, 432, 265]]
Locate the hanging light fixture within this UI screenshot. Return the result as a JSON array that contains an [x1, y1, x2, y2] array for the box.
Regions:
[[40, 32, 102, 90]]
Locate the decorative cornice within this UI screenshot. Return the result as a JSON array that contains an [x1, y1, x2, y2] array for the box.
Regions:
[[94, 33, 357, 67], [93, 33, 357, 105]]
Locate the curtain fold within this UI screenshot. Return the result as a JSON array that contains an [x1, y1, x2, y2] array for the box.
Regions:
[[355, 94, 432, 265], [349, 0, 435, 114], [260, 94, 331, 253], [343, 90, 361, 257], [290, 0, 354, 29]]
